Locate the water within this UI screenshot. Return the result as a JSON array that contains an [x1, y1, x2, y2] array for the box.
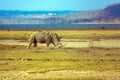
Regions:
[[0, 24, 120, 30]]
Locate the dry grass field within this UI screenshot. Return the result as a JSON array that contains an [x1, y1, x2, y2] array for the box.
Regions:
[[0, 29, 120, 40], [0, 30, 120, 80]]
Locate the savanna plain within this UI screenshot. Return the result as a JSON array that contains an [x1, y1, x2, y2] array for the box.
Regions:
[[0, 29, 120, 80]]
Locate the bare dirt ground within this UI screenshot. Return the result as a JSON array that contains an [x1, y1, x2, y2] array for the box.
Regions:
[[0, 70, 120, 80], [0, 39, 120, 48]]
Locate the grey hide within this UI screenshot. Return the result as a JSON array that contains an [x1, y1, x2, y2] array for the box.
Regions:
[[28, 31, 62, 49]]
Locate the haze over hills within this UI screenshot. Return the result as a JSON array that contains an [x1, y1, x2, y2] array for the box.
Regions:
[[98, 3, 120, 19], [64, 3, 120, 23], [0, 3, 120, 24]]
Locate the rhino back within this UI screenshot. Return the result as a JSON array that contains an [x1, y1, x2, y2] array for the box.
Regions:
[[37, 32, 47, 42], [30, 31, 59, 44], [30, 31, 46, 42]]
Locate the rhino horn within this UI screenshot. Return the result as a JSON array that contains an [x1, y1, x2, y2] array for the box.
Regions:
[[59, 43, 67, 48]]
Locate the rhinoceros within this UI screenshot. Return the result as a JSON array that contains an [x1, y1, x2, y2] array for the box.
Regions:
[[28, 31, 63, 49]]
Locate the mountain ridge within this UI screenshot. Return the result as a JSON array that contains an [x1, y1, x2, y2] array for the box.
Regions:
[[0, 3, 120, 24]]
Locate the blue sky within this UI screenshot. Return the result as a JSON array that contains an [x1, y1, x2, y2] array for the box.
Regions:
[[0, 0, 120, 11]]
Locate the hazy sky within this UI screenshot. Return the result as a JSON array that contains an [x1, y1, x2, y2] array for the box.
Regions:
[[0, 0, 120, 11]]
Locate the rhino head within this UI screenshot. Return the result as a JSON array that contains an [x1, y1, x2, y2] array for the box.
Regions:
[[51, 33, 63, 48]]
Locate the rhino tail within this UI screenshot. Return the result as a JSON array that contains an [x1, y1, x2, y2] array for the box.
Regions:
[[29, 34, 36, 42]]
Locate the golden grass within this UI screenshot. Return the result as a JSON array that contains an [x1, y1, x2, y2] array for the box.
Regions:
[[0, 29, 120, 40], [0, 44, 120, 71], [0, 45, 120, 80], [0, 30, 32, 40], [55, 29, 120, 39]]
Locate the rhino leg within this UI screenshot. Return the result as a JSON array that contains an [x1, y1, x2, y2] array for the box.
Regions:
[[33, 38, 37, 48], [34, 42, 37, 48], [52, 42, 56, 47], [28, 36, 37, 49], [28, 42, 33, 49], [46, 41, 50, 48], [46, 43, 49, 48]]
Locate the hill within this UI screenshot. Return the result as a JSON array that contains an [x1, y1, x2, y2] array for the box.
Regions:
[[0, 3, 120, 24], [64, 3, 120, 23], [99, 3, 120, 19]]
